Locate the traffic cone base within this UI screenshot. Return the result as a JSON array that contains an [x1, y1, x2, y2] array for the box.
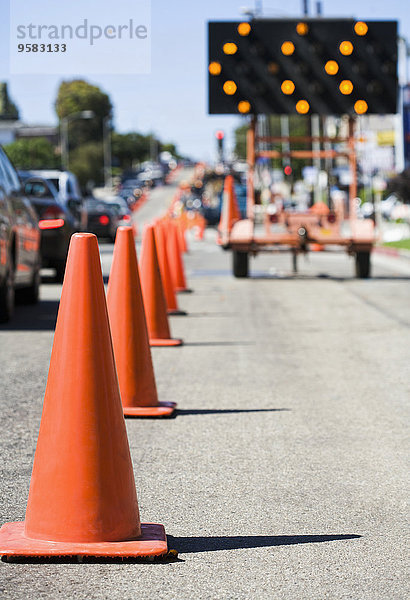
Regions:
[[124, 401, 176, 418], [0, 522, 167, 558], [150, 337, 183, 347]]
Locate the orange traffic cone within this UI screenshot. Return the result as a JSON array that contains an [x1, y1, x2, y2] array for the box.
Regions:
[[167, 221, 191, 293], [177, 219, 188, 253], [218, 175, 240, 240], [0, 233, 168, 558], [107, 227, 176, 417], [139, 224, 183, 347], [154, 221, 186, 315]]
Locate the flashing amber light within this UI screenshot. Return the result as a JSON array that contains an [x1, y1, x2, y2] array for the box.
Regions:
[[238, 100, 251, 113], [339, 41, 354, 56], [281, 80, 295, 95], [325, 60, 339, 75], [354, 21, 368, 36], [209, 62, 221, 75], [238, 22, 251, 36], [223, 42, 238, 55], [354, 100, 368, 114], [296, 99, 310, 114], [339, 80, 354, 95], [296, 22, 309, 36], [281, 41, 295, 56], [223, 80, 237, 95]]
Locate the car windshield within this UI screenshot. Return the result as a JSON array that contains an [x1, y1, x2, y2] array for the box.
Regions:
[[86, 200, 112, 213], [49, 178, 60, 191]]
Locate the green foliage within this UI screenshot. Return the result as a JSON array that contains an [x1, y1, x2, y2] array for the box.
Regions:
[[0, 83, 19, 120], [386, 168, 410, 203], [111, 132, 152, 169], [4, 138, 59, 170], [234, 123, 248, 159], [55, 79, 112, 147], [383, 238, 410, 250], [160, 142, 179, 158], [69, 142, 104, 189]]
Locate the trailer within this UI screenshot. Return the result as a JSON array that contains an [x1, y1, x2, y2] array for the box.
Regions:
[[219, 117, 376, 279]]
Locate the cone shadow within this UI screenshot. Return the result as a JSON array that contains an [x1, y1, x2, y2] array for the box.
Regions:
[[176, 408, 289, 416], [182, 341, 255, 347], [167, 534, 362, 554], [0, 300, 59, 331]]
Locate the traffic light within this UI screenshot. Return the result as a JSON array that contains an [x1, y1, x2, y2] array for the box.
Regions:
[[284, 165, 292, 176], [208, 19, 398, 116], [215, 129, 225, 160]]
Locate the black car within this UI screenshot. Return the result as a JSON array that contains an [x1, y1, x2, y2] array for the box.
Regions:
[[0, 146, 41, 323], [23, 177, 78, 282], [85, 199, 118, 241]]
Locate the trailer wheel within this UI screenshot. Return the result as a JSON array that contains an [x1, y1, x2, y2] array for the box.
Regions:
[[233, 251, 249, 278], [355, 251, 371, 279]]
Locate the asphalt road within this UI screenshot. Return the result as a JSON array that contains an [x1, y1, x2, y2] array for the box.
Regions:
[[0, 176, 409, 599]]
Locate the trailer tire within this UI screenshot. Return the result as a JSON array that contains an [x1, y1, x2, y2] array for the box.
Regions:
[[233, 251, 249, 278], [355, 251, 371, 279]]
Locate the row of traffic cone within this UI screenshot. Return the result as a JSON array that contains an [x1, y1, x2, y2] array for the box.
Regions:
[[0, 219, 191, 559]]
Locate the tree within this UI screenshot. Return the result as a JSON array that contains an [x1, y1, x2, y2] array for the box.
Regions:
[[55, 80, 112, 148], [0, 83, 19, 121], [234, 123, 248, 159], [69, 142, 104, 189], [159, 142, 179, 158], [4, 138, 59, 170], [111, 132, 152, 169], [387, 168, 410, 203]]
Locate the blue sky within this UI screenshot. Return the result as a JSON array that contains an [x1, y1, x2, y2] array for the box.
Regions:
[[0, 0, 409, 160]]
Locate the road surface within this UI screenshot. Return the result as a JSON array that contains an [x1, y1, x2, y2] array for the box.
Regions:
[[1, 176, 409, 599]]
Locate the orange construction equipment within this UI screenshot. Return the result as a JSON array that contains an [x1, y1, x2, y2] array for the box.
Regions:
[[139, 224, 183, 347], [167, 221, 191, 293], [107, 227, 176, 417], [154, 221, 186, 315], [218, 174, 240, 240], [0, 233, 168, 558]]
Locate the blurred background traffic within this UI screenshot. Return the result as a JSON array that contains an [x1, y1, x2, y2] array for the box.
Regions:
[[0, 0, 409, 323]]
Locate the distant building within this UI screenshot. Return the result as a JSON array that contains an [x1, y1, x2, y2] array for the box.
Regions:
[[0, 81, 58, 147], [15, 124, 59, 145]]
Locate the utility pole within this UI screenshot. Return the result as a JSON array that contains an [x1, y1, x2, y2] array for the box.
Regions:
[[103, 116, 112, 188]]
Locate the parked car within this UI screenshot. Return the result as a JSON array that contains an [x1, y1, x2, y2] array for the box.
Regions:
[[19, 169, 86, 230], [102, 196, 133, 227], [22, 177, 78, 281], [0, 146, 41, 323], [85, 199, 118, 241]]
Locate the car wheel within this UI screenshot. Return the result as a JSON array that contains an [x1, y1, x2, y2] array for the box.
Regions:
[[0, 263, 15, 323], [233, 250, 249, 278], [355, 251, 371, 279], [18, 261, 40, 304]]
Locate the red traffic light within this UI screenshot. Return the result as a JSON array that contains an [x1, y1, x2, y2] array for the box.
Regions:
[[284, 165, 292, 176], [215, 130, 225, 140]]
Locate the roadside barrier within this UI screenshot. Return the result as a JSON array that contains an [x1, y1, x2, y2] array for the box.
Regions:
[[139, 224, 183, 347], [0, 233, 168, 559], [107, 227, 176, 417]]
